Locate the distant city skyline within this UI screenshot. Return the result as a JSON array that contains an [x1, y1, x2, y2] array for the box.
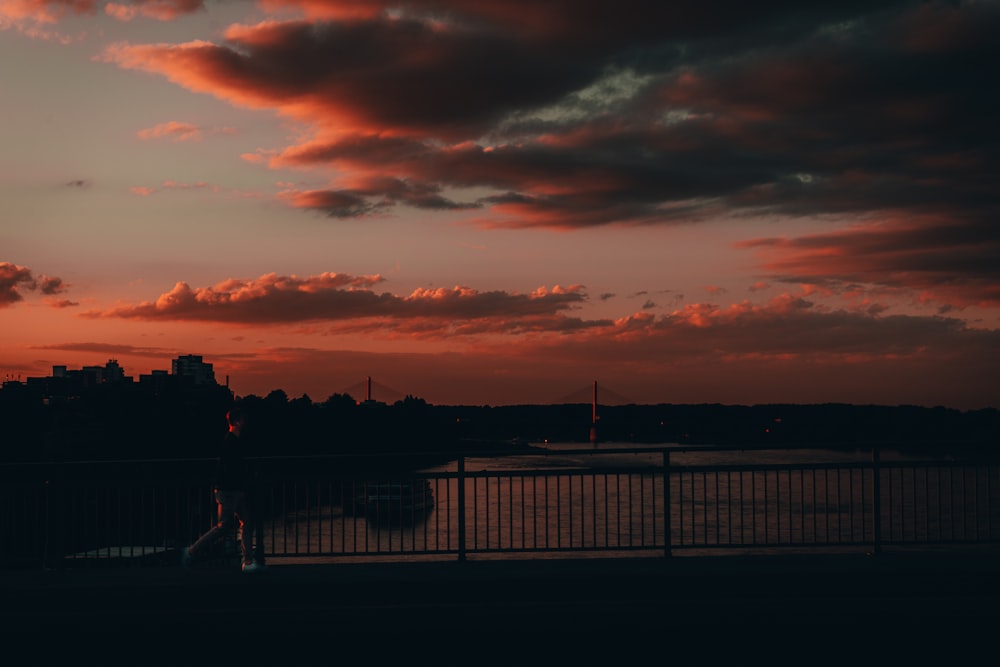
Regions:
[[2, 2, 998, 410], [5, 353, 225, 397]]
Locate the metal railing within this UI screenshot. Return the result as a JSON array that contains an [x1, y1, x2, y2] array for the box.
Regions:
[[2, 445, 998, 569]]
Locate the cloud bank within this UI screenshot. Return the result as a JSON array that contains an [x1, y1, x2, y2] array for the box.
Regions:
[[90, 1, 1000, 318], [7, 1, 998, 408]]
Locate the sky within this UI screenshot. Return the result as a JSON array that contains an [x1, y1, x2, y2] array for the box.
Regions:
[[1, 0, 998, 409]]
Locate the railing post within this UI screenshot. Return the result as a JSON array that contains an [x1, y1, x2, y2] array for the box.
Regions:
[[663, 450, 672, 558], [457, 455, 466, 562], [872, 446, 882, 555], [43, 465, 65, 570]]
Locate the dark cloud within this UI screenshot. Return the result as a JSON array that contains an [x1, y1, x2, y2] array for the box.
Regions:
[[281, 177, 477, 217], [0, 263, 33, 306], [512, 295, 1000, 405], [280, 189, 390, 219], [106, 15, 598, 140], [30, 341, 173, 357], [0, 262, 70, 307], [254, 4, 996, 232], [38, 276, 68, 295], [265, 1, 895, 52], [45, 298, 79, 308], [99, 1, 1000, 308], [593, 298, 990, 363], [740, 213, 1000, 308]]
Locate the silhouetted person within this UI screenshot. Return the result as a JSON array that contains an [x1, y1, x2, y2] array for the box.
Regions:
[[181, 406, 265, 573], [249, 432, 268, 570]]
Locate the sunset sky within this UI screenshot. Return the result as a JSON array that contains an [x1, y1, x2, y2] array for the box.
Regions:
[[2, 0, 998, 409]]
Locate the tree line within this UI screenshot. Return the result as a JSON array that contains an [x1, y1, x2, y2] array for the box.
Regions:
[[1, 380, 997, 462]]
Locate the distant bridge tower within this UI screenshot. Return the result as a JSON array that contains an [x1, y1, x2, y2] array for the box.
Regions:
[[590, 380, 598, 444]]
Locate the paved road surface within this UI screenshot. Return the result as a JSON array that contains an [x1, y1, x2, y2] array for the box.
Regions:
[[3, 551, 999, 663]]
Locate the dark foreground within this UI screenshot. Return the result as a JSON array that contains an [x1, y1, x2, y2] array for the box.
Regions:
[[4, 550, 999, 663]]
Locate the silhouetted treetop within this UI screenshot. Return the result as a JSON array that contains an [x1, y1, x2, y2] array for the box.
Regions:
[[0, 377, 997, 462]]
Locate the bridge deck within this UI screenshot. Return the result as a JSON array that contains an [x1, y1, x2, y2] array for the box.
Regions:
[[4, 550, 999, 662]]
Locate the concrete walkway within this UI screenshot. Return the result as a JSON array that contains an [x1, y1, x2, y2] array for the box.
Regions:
[[3, 550, 999, 663]]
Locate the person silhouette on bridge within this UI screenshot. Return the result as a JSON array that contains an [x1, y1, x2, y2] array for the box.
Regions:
[[181, 405, 265, 573]]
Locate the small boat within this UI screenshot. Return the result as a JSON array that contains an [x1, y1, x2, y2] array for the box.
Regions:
[[350, 479, 435, 522]]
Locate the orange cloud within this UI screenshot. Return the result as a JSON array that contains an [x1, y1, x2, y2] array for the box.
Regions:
[[0, 0, 96, 24], [205, 295, 1000, 407], [0, 0, 94, 41], [82, 271, 590, 327], [129, 180, 258, 197], [104, 0, 205, 22], [240, 151, 270, 164], [258, 0, 383, 21], [1, 0, 206, 25], [137, 120, 202, 141], [28, 273, 1000, 407]]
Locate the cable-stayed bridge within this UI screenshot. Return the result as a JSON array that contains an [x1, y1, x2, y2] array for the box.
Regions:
[[339, 378, 634, 408], [553, 381, 634, 443], [340, 377, 407, 404], [555, 382, 635, 407], [339, 377, 628, 443]]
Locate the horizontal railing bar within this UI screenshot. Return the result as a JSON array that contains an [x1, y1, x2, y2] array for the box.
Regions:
[[3, 448, 997, 569]]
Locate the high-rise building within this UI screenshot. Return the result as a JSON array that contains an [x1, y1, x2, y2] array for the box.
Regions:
[[103, 359, 128, 384], [171, 354, 216, 385]]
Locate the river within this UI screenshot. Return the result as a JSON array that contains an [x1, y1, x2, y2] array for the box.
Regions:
[[260, 442, 985, 562]]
